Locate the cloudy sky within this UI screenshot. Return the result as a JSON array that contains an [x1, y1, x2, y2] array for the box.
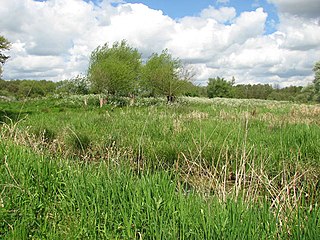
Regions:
[[1, 0, 320, 86]]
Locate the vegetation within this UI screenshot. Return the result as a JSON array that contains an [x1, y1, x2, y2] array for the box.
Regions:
[[233, 83, 274, 100], [88, 40, 142, 96], [207, 77, 234, 98], [0, 35, 11, 77], [142, 50, 193, 102], [313, 61, 320, 102], [1, 77, 315, 103], [1, 96, 319, 238], [0, 79, 56, 99], [56, 75, 90, 95], [0, 32, 319, 238], [0, 36, 319, 103]]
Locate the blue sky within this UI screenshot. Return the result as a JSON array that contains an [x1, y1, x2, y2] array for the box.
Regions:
[[123, 1, 277, 18], [2, 0, 320, 86], [113, 0, 279, 34]]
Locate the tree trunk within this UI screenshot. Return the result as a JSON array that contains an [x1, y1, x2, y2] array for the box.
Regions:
[[167, 95, 175, 103]]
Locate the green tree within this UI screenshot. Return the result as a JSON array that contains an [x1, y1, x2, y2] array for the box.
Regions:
[[0, 35, 11, 77], [57, 75, 90, 95], [0, 79, 57, 99], [233, 84, 273, 100], [295, 84, 315, 102], [313, 61, 320, 102], [142, 50, 191, 102], [207, 77, 234, 98], [87, 40, 141, 96]]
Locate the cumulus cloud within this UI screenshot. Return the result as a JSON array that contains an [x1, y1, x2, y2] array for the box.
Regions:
[[268, 0, 320, 18], [168, 8, 267, 63], [200, 6, 236, 23], [277, 16, 320, 51], [0, 0, 319, 87]]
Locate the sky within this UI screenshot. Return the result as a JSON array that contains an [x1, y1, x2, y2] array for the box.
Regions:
[[0, 0, 320, 87]]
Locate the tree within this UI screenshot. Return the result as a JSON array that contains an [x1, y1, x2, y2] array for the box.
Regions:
[[57, 75, 90, 95], [0, 35, 11, 77], [313, 61, 320, 102], [207, 77, 234, 98], [0, 79, 57, 99], [87, 40, 141, 96], [142, 49, 191, 102]]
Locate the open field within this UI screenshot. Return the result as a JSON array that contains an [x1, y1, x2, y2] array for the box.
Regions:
[[1, 96, 320, 239]]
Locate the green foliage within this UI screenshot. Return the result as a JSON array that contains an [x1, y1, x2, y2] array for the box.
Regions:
[[0, 35, 11, 77], [233, 84, 273, 100], [88, 40, 141, 96], [180, 81, 206, 97], [313, 61, 320, 102], [268, 86, 303, 101], [56, 75, 90, 95], [0, 79, 57, 99], [207, 77, 234, 98], [142, 49, 188, 100]]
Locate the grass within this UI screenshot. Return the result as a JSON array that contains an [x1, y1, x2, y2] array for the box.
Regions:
[[1, 142, 319, 239], [0, 96, 319, 239], [4, 96, 319, 169]]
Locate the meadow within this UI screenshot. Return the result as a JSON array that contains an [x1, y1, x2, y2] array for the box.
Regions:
[[1, 96, 319, 239]]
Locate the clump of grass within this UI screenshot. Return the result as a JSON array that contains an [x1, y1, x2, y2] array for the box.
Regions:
[[33, 127, 56, 143], [66, 130, 91, 154]]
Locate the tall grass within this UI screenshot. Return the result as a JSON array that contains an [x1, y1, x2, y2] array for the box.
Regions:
[[1, 96, 319, 238], [1, 141, 319, 239]]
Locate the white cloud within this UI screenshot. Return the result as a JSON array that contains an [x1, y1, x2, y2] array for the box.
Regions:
[[268, 0, 320, 18], [103, 4, 176, 57], [277, 16, 320, 51], [167, 8, 267, 63], [0, 0, 319, 87], [200, 6, 236, 23]]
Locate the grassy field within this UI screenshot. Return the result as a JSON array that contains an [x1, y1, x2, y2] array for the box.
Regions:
[[1, 96, 319, 239]]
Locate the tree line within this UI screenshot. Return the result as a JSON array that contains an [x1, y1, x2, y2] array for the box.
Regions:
[[1, 35, 320, 103], [1, 76, 316, 103], [206, 77, 316, 102]]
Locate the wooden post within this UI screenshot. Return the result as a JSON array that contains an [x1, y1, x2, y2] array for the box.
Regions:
[[129, 94, 135, 106], [100, 98, 103, 108], [100, 96, 108, 107]]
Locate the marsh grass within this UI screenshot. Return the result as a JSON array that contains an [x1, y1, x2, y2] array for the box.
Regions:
[[1, 142, 319, 239], [0, 96, 319, 238], [65, 129, 91, 154], [32, 127, 56, 143]]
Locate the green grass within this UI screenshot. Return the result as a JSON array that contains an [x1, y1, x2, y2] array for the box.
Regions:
[[1, 96, 320, 238], [1, 142, 319, 239], [3, 96, 319, 168]]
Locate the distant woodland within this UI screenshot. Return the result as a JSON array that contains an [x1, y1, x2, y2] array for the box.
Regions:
[[0, 78, 313, 103]]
